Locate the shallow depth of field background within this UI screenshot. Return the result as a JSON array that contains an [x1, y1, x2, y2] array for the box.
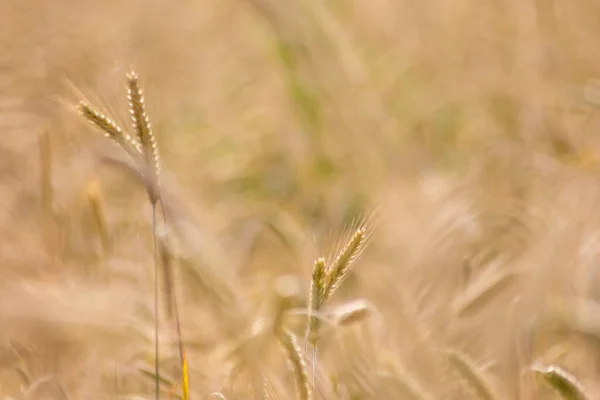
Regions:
[[2, 0, 600, 399]]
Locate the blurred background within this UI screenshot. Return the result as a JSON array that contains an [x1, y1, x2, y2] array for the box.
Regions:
[[3, 0, 600, 398]]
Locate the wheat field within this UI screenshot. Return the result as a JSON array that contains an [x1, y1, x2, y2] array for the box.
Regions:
[[2, 0, 600, 399]]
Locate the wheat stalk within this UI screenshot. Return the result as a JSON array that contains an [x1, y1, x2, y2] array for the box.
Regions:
[[125, 71, 162, 400], [157, 231, 189, 400], [76, 71, 170, 400]]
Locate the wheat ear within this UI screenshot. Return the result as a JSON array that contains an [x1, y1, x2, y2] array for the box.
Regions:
[[273, 276, 311, 400], [532, 364, 589, 400], [308, 258, 326, 347], [306, 257, 326, 393], [86, 179, 110, 257], [446, 350, 498, 400], [305, 225, 368, 392], [77, 101, 142, 157], [279, 328, 312, 400], [323, 226, 367, 300], [127, 71, 160, 205]]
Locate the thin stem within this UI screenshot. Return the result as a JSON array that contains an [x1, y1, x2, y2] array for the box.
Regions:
[[312, 347, 317, 399], [153, 203, 160, 400], [158, 201, 187, 398]]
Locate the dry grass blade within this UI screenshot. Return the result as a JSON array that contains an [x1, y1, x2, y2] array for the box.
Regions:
[[138, 365, 177, 389], [323, 226, 367, 300], [127, 71, 160, 203], [453, 268, 517, 318], [532, 364, 590, 400], [446, 350, 498, 400]]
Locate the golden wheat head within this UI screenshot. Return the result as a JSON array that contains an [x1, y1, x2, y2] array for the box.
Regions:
[[308, 257, 326, 347], [127, 70, 161, 202], [446, 350, 498, 400], [323, 226, 368, 301], [77, 101, 142, 156], [279, 328, 312, 400], [533, 364, 589, 400]]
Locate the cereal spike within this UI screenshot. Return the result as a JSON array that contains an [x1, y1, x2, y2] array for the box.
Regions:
[[308, 257, 327, 347], [533, 364, 589, 400], [446, 350, 498, 400], [86, 179, 110, 256], [127, 71, 161, 198], [77, 101, 142, 155], [278, 329, 311, 400], [323, 227, 367, 300]]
